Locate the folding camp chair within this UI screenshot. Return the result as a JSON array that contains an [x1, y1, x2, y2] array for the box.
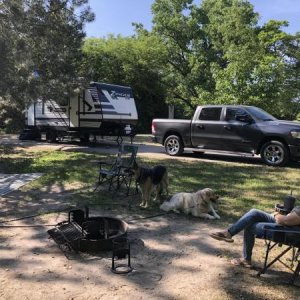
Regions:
[[257, 225, 300, 285], [94, 144, 138, 196]]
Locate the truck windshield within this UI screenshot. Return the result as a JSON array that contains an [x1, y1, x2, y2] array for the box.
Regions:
[[247, 107, 277, 122]]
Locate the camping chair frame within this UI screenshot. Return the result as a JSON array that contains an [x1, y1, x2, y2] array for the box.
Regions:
[[257, 225, 300, 285], [94, 144, 138, 196]]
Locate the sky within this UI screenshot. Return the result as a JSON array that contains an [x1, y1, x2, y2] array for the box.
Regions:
[[84, 0, 300, 38]]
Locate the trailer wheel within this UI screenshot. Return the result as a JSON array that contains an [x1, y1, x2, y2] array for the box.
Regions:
[[46, 130, 57, 143], [80, 133, 90, 143], [164, 135, 184, 156]]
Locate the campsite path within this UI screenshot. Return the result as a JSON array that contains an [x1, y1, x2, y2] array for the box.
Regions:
[[0, 134, 262, 164]]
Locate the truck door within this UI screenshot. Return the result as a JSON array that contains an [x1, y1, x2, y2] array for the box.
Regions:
[[191, 107, 225, 150], [220, 107, 261, 152]]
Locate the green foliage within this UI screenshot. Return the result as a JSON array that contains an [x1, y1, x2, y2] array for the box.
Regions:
[[152, 0, 213, 116], [24, 0, 94, 103], [151, 0, 300, 119], [0, 0, 26, 98], [0, 0, 94, 132], [81, 33, 169, 132], [0, 96, 24, 133]]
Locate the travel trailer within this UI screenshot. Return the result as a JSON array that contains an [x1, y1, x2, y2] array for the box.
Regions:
[[19, 82, 138, 142]]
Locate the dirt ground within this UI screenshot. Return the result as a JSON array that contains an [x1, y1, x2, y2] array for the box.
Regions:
[[0, 137, 300, 299]]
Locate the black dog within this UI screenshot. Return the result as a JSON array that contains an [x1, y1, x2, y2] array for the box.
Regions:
[[132, 162, 169, 208]]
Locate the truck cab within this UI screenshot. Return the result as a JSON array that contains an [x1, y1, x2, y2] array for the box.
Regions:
[[191, 106, 265, 153]]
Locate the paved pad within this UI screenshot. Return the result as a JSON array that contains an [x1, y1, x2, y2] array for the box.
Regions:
[[0, 173, 43, 196]]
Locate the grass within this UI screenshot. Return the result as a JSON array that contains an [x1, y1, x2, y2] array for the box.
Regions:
[[0, 145, 99, 184], [1, 140, 300, 222]]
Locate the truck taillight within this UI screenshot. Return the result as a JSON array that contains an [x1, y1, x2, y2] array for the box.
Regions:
[[151, 122, 156, 134]]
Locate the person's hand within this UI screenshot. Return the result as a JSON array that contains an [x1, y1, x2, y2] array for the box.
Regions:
[[274, 212, 281, 224]]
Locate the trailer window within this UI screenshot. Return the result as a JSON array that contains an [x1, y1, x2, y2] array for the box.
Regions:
[[199, 107, 222, 121]]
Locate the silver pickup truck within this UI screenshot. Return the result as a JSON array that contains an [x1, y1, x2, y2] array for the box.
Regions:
[[152, 105, 300, 166]]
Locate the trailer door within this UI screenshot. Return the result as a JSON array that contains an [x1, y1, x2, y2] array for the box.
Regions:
[[69, 94, 79, 128]]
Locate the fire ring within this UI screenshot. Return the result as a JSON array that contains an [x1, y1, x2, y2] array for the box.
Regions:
[[48, 208, 129, 252]]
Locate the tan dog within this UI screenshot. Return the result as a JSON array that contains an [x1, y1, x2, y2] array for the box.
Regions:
[[132, 162, 169, 208], [160, 188, 220, 219]]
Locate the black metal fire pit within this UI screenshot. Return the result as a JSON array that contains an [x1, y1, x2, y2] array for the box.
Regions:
[[48, 207, 128, 252]]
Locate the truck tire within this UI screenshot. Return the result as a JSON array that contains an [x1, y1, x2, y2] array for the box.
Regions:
[[46, 130, 57, 143], [164, 135, 184, 156], [260, 140, 289, 167]]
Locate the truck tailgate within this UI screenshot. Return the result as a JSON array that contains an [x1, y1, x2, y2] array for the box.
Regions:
[[152, 119, 191, 144]]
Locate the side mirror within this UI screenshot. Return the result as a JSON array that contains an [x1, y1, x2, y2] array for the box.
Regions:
[[235, 114, 253, 123]]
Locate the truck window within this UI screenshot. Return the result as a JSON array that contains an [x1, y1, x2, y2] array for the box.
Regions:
[[199, 107, 222, 121], [225, 108, 247, 122], [246, 106, 277, 122]]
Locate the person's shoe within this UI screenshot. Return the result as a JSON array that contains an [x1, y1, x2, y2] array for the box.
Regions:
[[230, 258, 252, 268], [209, 231, 234, 243]]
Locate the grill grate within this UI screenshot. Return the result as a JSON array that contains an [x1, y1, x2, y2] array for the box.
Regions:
[[48, 222, 83, 251], [59, 222, 83, 241]]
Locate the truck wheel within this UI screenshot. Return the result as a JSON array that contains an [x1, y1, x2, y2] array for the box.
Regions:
[[164, 135, 184, 156], [46, 130, 57, 143], [260, 140, 289, 167]]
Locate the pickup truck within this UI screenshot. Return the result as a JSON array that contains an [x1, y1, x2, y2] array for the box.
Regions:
[[151, 105, 300, 166]]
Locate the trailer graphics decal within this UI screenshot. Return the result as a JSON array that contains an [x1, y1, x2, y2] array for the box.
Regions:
[[87, 84, 133, 116], [47, 106, 67, 113], [87, 86, 114, 113]]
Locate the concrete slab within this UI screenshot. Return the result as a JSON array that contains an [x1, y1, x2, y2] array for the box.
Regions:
[[0, 173, 43, 196]]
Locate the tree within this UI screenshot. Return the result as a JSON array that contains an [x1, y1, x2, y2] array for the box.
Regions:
[[81, 32, 169, 132], [0, 1, 24, 96], [201, 0, 260, 105], [152, 0, 300, 118], [276, 31, 300, 119], [202, 1, 295, 116], [0, 0, 94, 132], [152, 0, 213, 116], [26, 0, 94, 102], [0, 0, 32, 132]]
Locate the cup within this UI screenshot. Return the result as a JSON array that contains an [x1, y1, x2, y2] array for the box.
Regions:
[[284, 195, 296, 212]]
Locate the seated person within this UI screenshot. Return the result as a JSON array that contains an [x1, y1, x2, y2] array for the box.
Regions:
[[210, 206, 300, 267]]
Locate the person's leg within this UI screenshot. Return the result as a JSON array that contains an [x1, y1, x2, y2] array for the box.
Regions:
[[228, 208, 275, 237], [210, 208, 275, 243], [242, 222, 276, 262], [231, 210, 275, 263], [210, 209, 276, 266]]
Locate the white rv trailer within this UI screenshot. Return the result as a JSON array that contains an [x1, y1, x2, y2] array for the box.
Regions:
[[20, 82, 138, 142]]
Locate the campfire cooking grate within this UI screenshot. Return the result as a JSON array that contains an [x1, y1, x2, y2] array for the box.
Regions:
[[48, 208, 128, 253], [48, 222, 83, 251]]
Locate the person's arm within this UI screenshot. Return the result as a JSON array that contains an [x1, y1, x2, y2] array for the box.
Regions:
[[274, 211, 300, 226]]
